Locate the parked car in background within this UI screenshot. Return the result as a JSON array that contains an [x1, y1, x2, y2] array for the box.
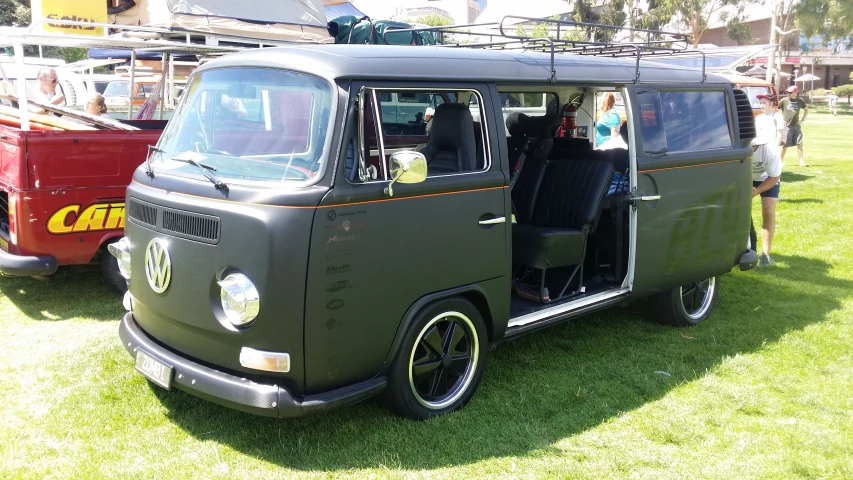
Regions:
[[0, 120, 166, 293]]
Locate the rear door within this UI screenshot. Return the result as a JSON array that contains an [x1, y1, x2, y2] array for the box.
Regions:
[[303, 83, 509, 393], [626, 85, 752, 296]]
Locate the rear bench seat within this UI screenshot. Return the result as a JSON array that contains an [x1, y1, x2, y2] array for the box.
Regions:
[[512, 150, 614, 302]]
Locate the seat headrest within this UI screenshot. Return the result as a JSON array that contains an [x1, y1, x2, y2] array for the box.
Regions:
[[426, 103, 476, 170], [619, 122, 628, 143], [506, 112, 530, 138], [430, 103, 474, 148]]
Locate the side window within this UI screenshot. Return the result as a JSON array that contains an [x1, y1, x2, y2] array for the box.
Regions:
[[636, 92, 667, 154], [352, 88, 489, 183], [637, 90, 732, 154], [496, 92, 557, 116]]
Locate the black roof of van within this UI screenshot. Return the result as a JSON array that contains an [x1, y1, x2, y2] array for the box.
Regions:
[[198, 44, 731, 85]]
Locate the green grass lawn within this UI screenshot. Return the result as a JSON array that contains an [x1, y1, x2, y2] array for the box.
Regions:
[[3, 113, 853, 479]]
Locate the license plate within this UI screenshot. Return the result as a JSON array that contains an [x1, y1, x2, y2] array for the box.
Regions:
[[0, 236, 8, 252], [135, 350, 172, 390]]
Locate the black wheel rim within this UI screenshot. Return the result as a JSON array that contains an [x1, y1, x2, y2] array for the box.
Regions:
[[679, 277, 716, 320], [408, 312, 479, 410]]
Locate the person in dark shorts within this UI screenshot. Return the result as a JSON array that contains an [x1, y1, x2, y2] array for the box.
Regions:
[[750, 114, 784, 267], [779, 85, 808, 167]]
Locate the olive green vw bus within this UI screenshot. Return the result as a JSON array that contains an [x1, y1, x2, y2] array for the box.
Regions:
[[112, 41, 758, 419]]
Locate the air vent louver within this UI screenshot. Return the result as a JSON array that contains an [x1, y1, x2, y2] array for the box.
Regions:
[[733, 89, 756, 145], [127, 198, 157, 227], [162, 210, 220, 243]]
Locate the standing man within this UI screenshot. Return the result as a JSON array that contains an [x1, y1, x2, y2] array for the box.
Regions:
[[778, 85, 808, 167]]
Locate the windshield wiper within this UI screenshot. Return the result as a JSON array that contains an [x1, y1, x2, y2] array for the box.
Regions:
[[645, 148, 669, 155], [171, 152, 229, 191], [145, 145, 167, 178]]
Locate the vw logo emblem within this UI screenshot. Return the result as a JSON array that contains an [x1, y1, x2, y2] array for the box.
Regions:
[[144, 238, 172, 294]]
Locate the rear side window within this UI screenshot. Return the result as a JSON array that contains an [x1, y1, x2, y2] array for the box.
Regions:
[[637, 90, 732, 154]]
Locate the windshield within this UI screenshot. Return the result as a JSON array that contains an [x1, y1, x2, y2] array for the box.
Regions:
[[104, 80, 130, 97], [152, 67, 333, 185]]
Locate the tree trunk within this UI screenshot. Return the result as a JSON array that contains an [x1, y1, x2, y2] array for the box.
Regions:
[[766, 0, 778, 87]]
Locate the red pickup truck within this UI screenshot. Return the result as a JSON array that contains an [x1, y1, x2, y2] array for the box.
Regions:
[[0, 122, 165, 292]]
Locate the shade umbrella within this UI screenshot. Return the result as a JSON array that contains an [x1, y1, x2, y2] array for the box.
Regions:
[[793, 73, 821, 82], [744, 65, 767, 76]]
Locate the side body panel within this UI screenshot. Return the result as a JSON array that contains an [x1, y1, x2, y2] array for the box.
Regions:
[[0, 127, 163, 263], [302, 81, 510, 394], [627, 84, 753, 297]]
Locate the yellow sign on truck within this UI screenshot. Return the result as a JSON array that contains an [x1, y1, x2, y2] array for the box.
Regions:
[[31, 0, 107, 36]]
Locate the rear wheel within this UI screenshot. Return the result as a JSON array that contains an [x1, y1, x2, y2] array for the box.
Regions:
[[652, 276, 719, 326], [383, 297, 488, 419], [100, 244, 127, 295]]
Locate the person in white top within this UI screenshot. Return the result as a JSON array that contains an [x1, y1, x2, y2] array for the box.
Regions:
[[28, 67, 65, 114], [750, 93, 784, 267]]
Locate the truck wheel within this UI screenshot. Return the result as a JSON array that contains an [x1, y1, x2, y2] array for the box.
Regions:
[[101, 245, 128, 295], [652, 276, 719, 326], [383, 297, 488, 419]]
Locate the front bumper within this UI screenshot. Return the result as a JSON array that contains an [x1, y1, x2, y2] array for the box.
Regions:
[[119, 313, 386, 417], [0, 245, 58, 277]]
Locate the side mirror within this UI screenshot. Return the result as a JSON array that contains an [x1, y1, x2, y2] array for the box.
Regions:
[[384, 151, 427, 197]]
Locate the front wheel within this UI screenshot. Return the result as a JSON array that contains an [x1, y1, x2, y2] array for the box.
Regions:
[[651, 276, 719, 326], [383, 297, 488, 419]]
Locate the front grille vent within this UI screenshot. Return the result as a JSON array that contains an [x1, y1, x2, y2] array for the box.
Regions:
[[127, 198, 157, 227], [733, 89, 756, 144], [162, 209, 220, 243]]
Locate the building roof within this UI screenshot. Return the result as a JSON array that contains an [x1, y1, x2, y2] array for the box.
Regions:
[[199, 44, 729, 85]]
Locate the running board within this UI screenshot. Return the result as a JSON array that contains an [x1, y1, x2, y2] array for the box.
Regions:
[[507, 288, 630, 330]]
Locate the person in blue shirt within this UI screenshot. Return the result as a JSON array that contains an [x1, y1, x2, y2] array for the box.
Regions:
[[595, 92, 621, 147]]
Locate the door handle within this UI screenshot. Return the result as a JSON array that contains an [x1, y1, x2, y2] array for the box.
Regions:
[[478, 216, 506, 225], [639, 195, 661, 201]]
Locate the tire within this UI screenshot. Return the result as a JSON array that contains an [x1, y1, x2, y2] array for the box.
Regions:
[[651, 276, 719, 327], [101, 244, 128, 295], [383, 297, 488, 419]]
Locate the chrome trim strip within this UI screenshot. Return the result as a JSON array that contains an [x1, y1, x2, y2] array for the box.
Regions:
[[370, 89, 388, 181], [357, 86, 367, 181], [507, 288, 630, 328]]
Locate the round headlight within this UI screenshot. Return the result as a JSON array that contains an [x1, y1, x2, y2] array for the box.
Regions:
[[218, 273, 260, 327]]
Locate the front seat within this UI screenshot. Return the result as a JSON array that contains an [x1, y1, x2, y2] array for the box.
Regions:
[[419, 103, 476, 174]]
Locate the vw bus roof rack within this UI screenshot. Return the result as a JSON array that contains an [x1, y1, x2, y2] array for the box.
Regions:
[[386, 15, 707, 84]]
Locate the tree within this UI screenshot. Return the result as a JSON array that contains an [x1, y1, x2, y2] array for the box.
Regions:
[[0, 0, 27, 27], [725, 19, 753, 45], [795, 0, 853, 46], [836, 84, 853, 105], [661, 0, 750, 47], [415, 15, 452, 27], [570, 0, 627, 42], [765, 0, 800, 92]]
